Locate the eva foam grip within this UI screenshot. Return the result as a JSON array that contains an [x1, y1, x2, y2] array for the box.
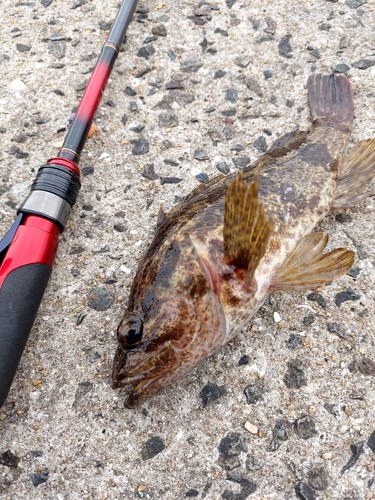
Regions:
[[0, 263, 51, 407]]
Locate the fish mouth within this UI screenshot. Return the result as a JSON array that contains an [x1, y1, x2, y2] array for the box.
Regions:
[[111, 342, 182, 390]]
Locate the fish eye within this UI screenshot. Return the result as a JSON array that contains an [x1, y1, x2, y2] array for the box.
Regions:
[[117, 314, 144, 350]]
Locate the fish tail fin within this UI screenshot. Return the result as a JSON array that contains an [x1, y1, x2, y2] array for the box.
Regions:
[[307, 74, 354, 126]]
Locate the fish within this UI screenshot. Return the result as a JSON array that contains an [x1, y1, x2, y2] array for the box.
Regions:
[[112, 74, 375, 408]]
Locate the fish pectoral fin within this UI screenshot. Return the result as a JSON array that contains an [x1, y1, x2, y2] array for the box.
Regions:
[[332, 139, 375, 209], [223, 171, 272, 287], [271, 232, 355, 291]]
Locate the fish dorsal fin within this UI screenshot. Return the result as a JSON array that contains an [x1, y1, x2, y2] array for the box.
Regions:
[[332, 139, 375, 209], [157, 204, 167, 227], [223, 172, 272, 286], [269, 129, 309, 152], [271, 232, 355, 291]]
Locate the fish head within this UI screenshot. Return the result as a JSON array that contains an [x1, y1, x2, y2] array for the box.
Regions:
[[112, 232, 227, 407]]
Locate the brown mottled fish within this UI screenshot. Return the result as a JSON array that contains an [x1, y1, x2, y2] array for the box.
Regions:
[[112, 74, 375, 407]]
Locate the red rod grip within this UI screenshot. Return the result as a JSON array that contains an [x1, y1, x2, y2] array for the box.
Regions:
[[0, 216, 60, 288]]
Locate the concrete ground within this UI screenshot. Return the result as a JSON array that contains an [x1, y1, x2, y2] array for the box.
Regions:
[[0, 0, 374, 498]]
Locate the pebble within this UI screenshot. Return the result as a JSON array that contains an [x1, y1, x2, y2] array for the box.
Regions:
[[368, 430, 375, 453], [130, 125, 144, 133], [16, 43, 31, 52], [124, 86, 137, 96], [132, 137, 149, 155], [295, 415, 318, 439], [48, 41, 66, 59], [307, 292, 326, 308], [340, 441, 364, 475], [238, 355, 250, 366], [284, 358, 306, 389], [352, 59, 375, 70], [278, 35, 293, 58], [214, 27, 228, 37], [152, 24, 167, 36], [113, 223, 126, 233], [327, 322, 347, 339], [166, 80, 185, 90], [302, 315, 315, 326], [188, 15, 207, 26], [333, 63, 350, 73], [141, 436, 166, 461], [222, 109, 236, 117], [234, 57, 251, 68], [358, 357, 375, 376], [129, 101, 138, 112], [87, 288, 114, 311], [223, 127, 235, 140], [185, 489, 199, 497], [253, 136, 268, 152], [0, 450, 19, 467], [232, 157, 251, 169], [322, 452, 333, 460], [200, 382, 227, 407], [180, 58, 203, 73], [194, 148, 209, 161], [214, 69, 226, 79], [307, 466, 329, 491], [244, 382, 265, 404], [245, 454, 262, 471], [144, 35, 157, 44], [225, 88, 238, 103], [267, 419, 289, 452], [335, 212, 352, 223], [335, 287, 360, 307], [295, 482, 318, 500], [137, 45, 155, 59], [222, 475, 257, 499], [286, 334, 303, 350], [31, 470, 49, 487], [218, 433, 248, 458], [164, 159, 179, 166], [159, 113, 178, 128], [196, 173, 209, 183], [160, 177, 182, 185], [263, 69, 273, 80], [216, 162, 230, 174], [245, 77, 263, 96], [345, 0, 367, 8], [244, 421, 258, 434], [142, 163, 159, 180]]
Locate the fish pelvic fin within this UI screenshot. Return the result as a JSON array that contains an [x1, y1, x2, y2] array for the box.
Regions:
[[307, 74, 354, 126], [223, 172, 272, 287], [270, 232, 355, 292], [332, 139, 375, 208]]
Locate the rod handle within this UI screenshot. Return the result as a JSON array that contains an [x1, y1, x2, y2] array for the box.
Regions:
[[0, 264, 52, 407]]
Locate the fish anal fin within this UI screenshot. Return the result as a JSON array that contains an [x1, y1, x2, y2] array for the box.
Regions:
[[333, 139, 375, 209], [223, 172, 272, 286], [271, 232, 355, 292]]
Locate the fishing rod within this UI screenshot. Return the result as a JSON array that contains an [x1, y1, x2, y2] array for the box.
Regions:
[[0, 0, 139, 408]]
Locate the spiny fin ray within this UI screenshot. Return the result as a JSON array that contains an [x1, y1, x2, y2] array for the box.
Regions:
[[223, 172, 272, 286], [271, 232, 355, 291], [333, 139, 375, 208]]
